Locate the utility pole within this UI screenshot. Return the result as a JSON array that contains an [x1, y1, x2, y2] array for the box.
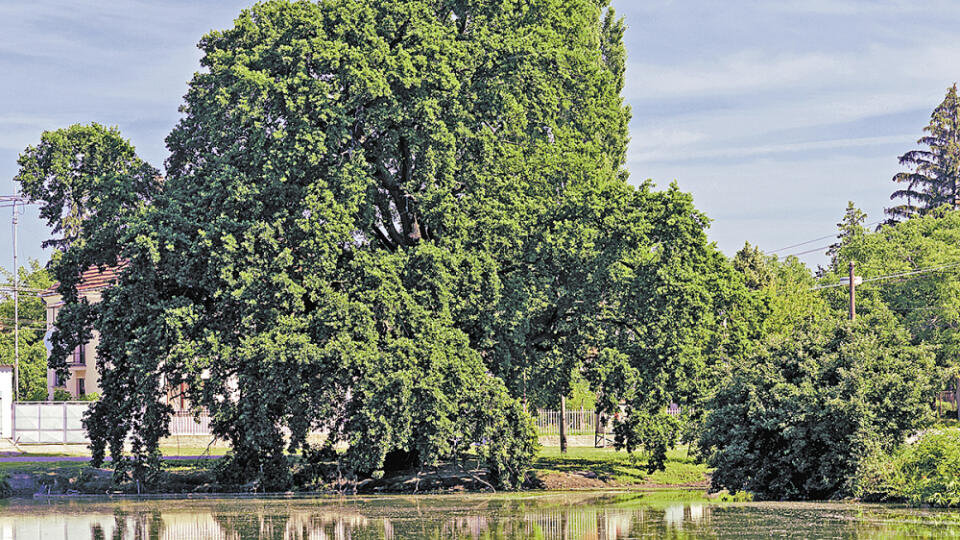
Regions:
[[12, 200, 18, 401], [0, 195, 34, 402], [848, 261, 856, 321]]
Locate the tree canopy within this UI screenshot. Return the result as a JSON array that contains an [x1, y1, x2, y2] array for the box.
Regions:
[[702, 307, 936, 500], [887, 84, 960, 222], [824, 207, 960, 375], [0, 260, 54, 401], [19, 0, 742, 489], [703, 247, 937, 500]]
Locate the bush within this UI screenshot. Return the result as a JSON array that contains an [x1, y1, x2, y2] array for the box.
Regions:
[[700, 310, 936, 500], [52, 388, 72, 401], [214, 451, 292, 493], [0, 472, 11, 498], [856, 430, 960, 507]]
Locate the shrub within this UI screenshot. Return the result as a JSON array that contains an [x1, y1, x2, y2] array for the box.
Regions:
[[0, 472, 11, 498], [52, 388, 72, 401], [700, 310, 936, 500], [857, 430, 960, 507]]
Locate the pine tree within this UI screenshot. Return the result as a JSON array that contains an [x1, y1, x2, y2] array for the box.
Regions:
[[827, 201, 867, 267], [887, 84, 960, 221]]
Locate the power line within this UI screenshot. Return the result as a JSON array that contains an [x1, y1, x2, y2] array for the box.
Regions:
[[769, 220, 884, 254], [782, 244, 834, 258], [811, 262, 960, 290], [771, 234, 841, 254], [862, 262, 960, 285]]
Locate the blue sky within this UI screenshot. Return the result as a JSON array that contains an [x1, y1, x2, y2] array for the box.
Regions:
[[2, 1, 960, 272]]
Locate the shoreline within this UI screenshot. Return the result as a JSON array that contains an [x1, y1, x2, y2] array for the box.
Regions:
[[1, 445, 710, 499]]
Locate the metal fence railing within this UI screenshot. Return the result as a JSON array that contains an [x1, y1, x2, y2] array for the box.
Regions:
[[169, 410, 213, 436], [534, 409, 600, 435], [533, 406, 683, 435]]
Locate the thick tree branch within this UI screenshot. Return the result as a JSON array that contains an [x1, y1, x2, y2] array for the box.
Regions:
[[371, 225, 396, 251], [374, 188, 405, 247]]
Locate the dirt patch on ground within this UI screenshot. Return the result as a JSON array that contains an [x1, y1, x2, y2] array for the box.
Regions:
[[533, 470, 609, 490], [529, 471, 710, 491], [355, 465, 496, 494]]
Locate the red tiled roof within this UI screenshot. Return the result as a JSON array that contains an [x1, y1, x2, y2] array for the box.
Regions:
[[42, 265, 122, 297]]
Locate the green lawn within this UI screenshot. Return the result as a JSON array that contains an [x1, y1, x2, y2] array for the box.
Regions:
[[532, 445, 709, 486], [0, 461, 88, 475], [3, 438, 231, 459]]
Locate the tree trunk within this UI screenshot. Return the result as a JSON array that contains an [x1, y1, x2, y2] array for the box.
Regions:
[[559, 395, 568, 454], [595, 409, 605, 448]]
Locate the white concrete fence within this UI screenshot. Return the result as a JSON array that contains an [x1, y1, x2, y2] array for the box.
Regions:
[[8, 403, 216, 444], [0, 366, 684, 444], [12, 402, 88, 444]]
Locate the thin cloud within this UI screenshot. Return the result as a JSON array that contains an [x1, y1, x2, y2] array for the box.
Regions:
[[625, 44, 960, 102], [629, 134, 915, 164], [764, 0, 957, 15]]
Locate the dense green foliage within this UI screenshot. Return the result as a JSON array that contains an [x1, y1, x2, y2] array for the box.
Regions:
[[15, 123, 162, 398], [701, 247, 937, 500], [825, 207, 960, 373], [15, 0, 737, 489], [703, 311, 935, 499], [857, 429, 960, 507], [887, 84, 960, 221], [699, 190, 960, 501], [29, 0, 942, 501], [0, 261, 54, 401]]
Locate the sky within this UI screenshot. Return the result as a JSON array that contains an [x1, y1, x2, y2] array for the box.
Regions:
[[2, 1, 960, 273]]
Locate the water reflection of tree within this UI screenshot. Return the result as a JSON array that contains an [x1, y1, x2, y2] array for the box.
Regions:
[[54, 497, 723, 540], [404, 502, 714, 539], [89, 509, 166, 540], [211, 505, 373, 540], [850, 508, 960, 539]]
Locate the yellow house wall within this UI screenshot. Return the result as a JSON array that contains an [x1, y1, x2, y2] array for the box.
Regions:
[[42, 290, 103, 400]]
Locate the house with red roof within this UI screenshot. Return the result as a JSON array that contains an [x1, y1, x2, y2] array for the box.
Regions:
[[40, 265, 120, 400]]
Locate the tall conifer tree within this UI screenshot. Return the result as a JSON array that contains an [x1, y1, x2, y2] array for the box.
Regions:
[[887, 84, 960, 221]]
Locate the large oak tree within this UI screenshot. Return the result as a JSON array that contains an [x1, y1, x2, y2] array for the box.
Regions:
[[20, 0, 737, 488]]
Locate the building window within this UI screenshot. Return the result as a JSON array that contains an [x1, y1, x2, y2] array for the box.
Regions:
[[73, 344, 86, 365], [77, 378, 85, 397], [55, 372, 67, 387]]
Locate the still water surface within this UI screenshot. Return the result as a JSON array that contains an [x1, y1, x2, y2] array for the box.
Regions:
[[3, 491, 960, 539]]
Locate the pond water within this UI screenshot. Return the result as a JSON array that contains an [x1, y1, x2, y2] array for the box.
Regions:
[[3, 491, 960, 539]]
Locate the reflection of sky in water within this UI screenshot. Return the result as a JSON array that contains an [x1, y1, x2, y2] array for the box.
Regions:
[[664, 503, 707, 532], [3, 495, 960, 539]]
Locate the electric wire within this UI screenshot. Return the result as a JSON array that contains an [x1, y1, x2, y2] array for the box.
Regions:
[[782, 244, 834, 257], [769, 220, 884, 254], [811, 262, 960, 290]]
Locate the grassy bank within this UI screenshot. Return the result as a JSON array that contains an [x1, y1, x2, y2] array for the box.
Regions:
[[531, 446, 708, 488], [0, 445, 710, 497]]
